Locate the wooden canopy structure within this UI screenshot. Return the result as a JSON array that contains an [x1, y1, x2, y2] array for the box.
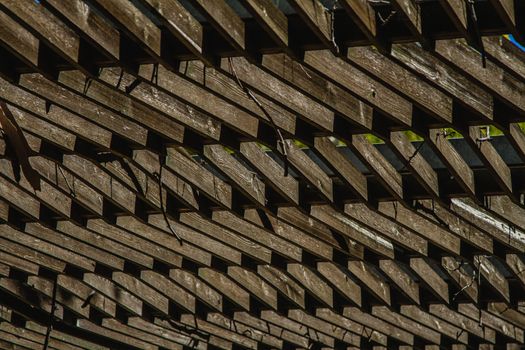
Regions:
[[0, 0, 525, 349]]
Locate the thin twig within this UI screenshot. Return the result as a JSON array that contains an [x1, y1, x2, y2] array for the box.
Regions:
[[43, 275, 58, 350], [467, 0, 486, 68], [155, 153, 183, 244], [400, 141, 425, 171], [227, 58, 289, 176], [115, 68, 124, 89], [443, 258, 465, 273], [328, 1, 340, 53], [56, 163, 76, 198], [150, 63, 159, 85], [378, 10, 397, 26]]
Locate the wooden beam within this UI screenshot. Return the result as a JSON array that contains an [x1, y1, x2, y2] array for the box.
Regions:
[[188, 0, 245, 52]]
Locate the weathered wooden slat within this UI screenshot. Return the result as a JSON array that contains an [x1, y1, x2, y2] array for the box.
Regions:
[[347, 261, 391, 306], [198, 268, 250, 312], [262, 53, 373, 130], [468, 129, 513, 197], [437, 39, 525, 114], [389, 131, 439, 198], [0, 237, 66, 273], [78, 319, 155, 349], [428, 128, 476, 197], [314, 137, 367, 200], [0, 79, 112, 148], [316, 308, 387, 346], [44, 0, 120, 60], [351, 134, 403, 200], [222, 57, 334, 132], [442, 256, 478, 303], [236, 311, 309, 348], [106, 318, 184, 350], [304, 50, 412, 127], [228, 266, 278, 310], [91, 0, 160, 57], [343, 307, 414, 345], [0, 321, 86, 350], [458, 303, 524, 343], [288, 309, 361, 347], [118, 215, 214, 267], [0, 171, 40, 219], [113, 272, 169, 315], [169, 268, 223, 312], [83, 273, 143, 316], [476, 255, 510, 303], [0, 159, 72, 219], [450, 198, 525, 252], [311, 204, 395, 259], [487, 0, 522, 42], [438, 0, 468, 37], [99, 67, 221, 141], [59, 70, 185, 143], [415, 200, 493, 254], [243, 0, 287, 48], [258, 264, 305, 309], [182, 314, 258, 350], [57, 220, 155, 269], [154, 215, 241, 266], [30, 156, 103, 216], [3, 224, 95, 272], [262, 310, 335, 348], [141, 0, 210, 65], [139, 64, 259, 138], [338, 0, 387, 51], [287, 264, 333, 308], [63, 154, 136, 214], [19, 73, 148, 146], [285, 139, 333, 202], [391, 42, 494, 120], [379, 260, 420, 305], [1, 4, 525, 348], [189, 0, 245, 52], [506, 254, 525, 288], [180, 60, 296, 134], [347, 46, 453, 123], [487, 302, 525, 331], [203, 144, 265, 206], [245, 209, 332, 261], [373, 306, 441, 344], [277, 206, 355, 253], [27, 275, 91, 319], [410, 257, 449, 304], [212, 210, 303, 262], [88, 218, 184, 268], [166, 147, 232, 209], [400, 305, 468, 344], [180, 211, 272, 264], [287, 0, 334, 50], [0, 9, 39, 68], [316, 262, 361, 307], [344, 203, 428, 255], [391, 0, 430, 47], [58, 273, 117, 317], [26, 321, 111, 350], [0, 0, 81, 68], [129, 317, 204, 350], [0, 251, 39, 275], [240, 141, 299, 205], [378, 201, 461, 255]]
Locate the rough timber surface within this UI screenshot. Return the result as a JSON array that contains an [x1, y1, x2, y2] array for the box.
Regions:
[[0, 0, 524, 349]]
